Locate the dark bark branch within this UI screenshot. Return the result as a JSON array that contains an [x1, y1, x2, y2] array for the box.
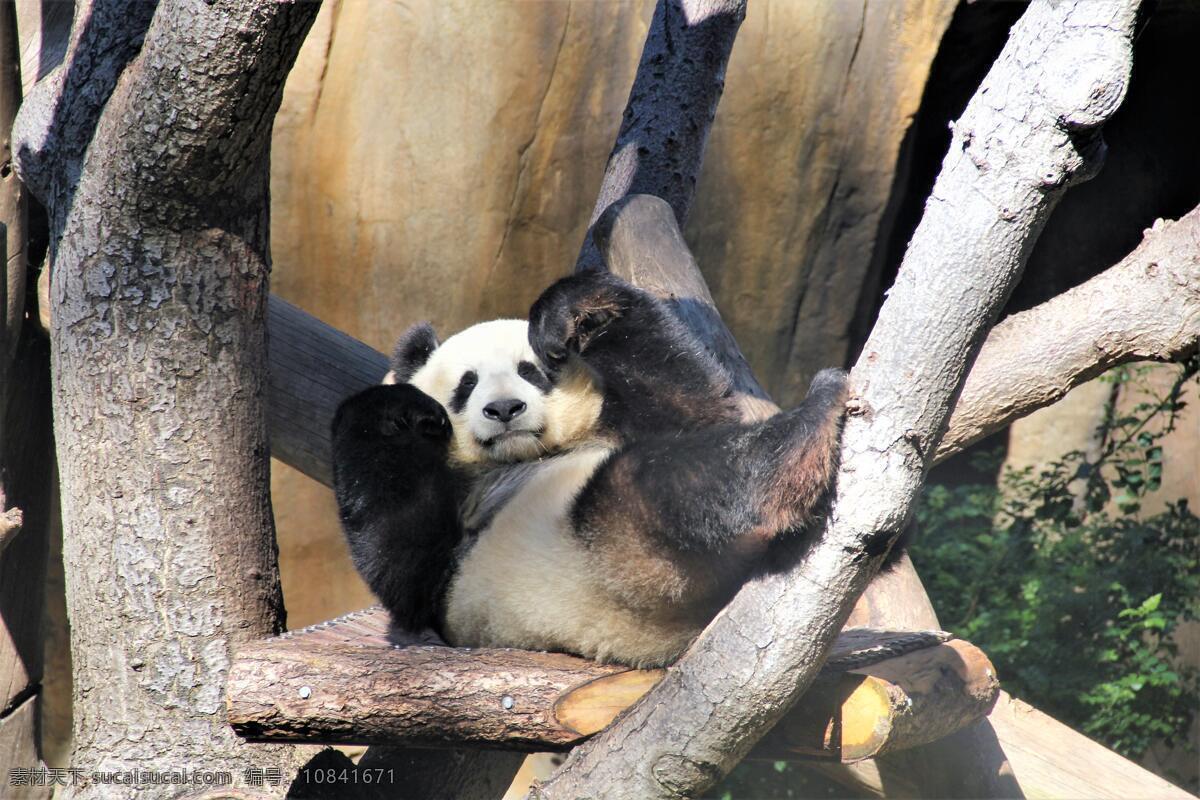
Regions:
[[12, 0, 157, 207], [532, 3, 1140, 797], [574, 0, 746, 272]]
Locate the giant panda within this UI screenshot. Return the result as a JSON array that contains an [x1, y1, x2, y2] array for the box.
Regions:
[[331, 271, 848, 668]]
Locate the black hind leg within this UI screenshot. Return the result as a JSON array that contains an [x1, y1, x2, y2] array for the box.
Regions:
[[571, 369, 848, 609]]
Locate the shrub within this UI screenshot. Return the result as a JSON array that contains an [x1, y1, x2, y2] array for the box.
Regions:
[[914, 361, 1199, 779]]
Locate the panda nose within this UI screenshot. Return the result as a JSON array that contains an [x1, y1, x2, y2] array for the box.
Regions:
[[482, 398, 527, 423]]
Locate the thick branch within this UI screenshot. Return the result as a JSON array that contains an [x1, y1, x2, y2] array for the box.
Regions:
[[575, 0, 746, 271], [268, 297, 386, 487], [11, 0, 157, 206], [938, 205, 1200, 459], [227, 611, 996, 763], [94, 0, 317, 204], [532, 3, 1140, 797]]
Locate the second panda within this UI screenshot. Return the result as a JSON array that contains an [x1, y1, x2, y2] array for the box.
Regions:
[[331, 271, 848, 668]]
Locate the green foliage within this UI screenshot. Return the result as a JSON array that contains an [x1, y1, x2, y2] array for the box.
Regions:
[[913, 361, 1200, 766]]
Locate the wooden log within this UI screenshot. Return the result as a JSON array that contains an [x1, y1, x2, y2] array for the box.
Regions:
[[229, 643, 628, 751], [267, 296, 387, 487], [227, 609, 997, 763]]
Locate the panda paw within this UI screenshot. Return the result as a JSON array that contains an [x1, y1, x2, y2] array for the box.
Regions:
[[333, 384, 452, 445], [528, 272, 636, 373], [806, 368, 850, 409]]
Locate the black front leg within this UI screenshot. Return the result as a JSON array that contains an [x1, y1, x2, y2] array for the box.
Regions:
[[528, 272, 740, 438], [331, 384, 463, 632]]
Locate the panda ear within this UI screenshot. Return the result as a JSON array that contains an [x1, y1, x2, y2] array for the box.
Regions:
[[389, 322, 440, 383]]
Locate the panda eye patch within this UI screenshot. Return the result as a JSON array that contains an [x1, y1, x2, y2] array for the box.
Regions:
[[518, 360, 552, 393], [450, 370, 478, 413]]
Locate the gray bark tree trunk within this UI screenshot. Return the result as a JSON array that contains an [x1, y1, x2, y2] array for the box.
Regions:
[[13, 1, 320, 796], [531, 1, 1141, 797]]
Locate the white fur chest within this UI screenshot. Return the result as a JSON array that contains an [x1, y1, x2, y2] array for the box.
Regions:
[[442, 445, 701, 668]]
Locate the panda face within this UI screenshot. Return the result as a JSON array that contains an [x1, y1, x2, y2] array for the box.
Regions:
[[401, 319, 604, 465]]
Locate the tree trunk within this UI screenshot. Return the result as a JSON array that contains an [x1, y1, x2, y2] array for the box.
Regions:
[[13, 0, 320, 795]]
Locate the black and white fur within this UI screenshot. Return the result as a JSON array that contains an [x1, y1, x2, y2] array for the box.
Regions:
[[332, 272, 848, 667]]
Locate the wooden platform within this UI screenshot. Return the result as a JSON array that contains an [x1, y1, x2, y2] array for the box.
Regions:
[[226, 607, 999, 763]]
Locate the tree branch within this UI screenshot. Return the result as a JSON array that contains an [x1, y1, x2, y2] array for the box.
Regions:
[[11, 0, 157, 206], [937, 205, 1200, 460], [267, 297, 386, 487], [530, 2, 1140, 797], [574, 0, 746, 272]]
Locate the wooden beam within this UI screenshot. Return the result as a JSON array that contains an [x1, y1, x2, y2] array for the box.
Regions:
[[0, 695, 47, 795], [227, 608, 997, 763], [267, 296, 387, 487]]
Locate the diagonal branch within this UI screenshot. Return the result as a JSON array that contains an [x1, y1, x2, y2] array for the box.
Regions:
[[938, 205, 1200, 460], [530, 2, 1141, 797]]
